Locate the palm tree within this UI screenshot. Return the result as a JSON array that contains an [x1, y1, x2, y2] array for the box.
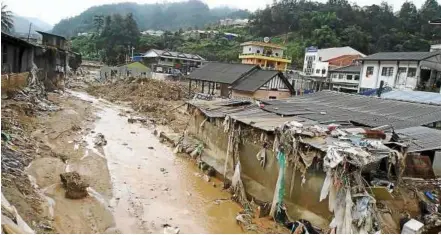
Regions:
[[1, 3, 14, 32]]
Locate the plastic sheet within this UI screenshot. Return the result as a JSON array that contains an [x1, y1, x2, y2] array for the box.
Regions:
[[270, 151, 286, 218], [320, 172, 332, 202]]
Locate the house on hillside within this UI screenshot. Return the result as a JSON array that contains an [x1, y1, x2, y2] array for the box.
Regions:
[[141, 49, 205, 75], [358, 51, 441, 92], [239, 41, 292, 71], [302, 46, 365, 80], [328, 64, 361, 93], [1, 32, 35, 74], [189, 62, 294, 99]]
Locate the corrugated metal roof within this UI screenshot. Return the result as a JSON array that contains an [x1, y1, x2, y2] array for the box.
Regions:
[[189, 62, 256, 84], [381, 90, 441, 105], [233, 70, 279, 92], [359, 51, 440, 61], [329, 65, 361, 73], [396, 126, 441, 152], [261, 91, 441, 129]]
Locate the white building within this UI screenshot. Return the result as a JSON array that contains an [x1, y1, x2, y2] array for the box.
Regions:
[[302, 46, 365, 79], [141, 30, 164, 37], [328, 65, 361, 93], [358, 51, 441, 92], [431, 44, 441, 52], [219, 18, 249, 27]]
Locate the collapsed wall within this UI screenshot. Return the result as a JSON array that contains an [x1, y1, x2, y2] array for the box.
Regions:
[[187, 105, 331, 228]]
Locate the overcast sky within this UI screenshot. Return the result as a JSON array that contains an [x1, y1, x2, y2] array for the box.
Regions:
[[5, 0, 434, 25]]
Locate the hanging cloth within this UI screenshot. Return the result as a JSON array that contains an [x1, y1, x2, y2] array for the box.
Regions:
[[270, 150, 287, 218]]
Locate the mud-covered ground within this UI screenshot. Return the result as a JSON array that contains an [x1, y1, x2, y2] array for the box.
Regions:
[[1, 74, 292, 234]]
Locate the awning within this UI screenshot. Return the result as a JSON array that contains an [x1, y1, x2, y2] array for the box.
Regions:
[[420, 59, 441, 71]]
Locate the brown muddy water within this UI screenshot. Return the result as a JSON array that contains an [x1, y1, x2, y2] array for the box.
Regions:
[[65, 91, 244, 233]]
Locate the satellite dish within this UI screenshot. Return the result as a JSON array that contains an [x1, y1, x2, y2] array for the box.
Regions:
[[263, 37, 270, 43]]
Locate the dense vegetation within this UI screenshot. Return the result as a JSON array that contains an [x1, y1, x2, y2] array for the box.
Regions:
[[70, 0, 441, 68], [52, 0, 249, 37]]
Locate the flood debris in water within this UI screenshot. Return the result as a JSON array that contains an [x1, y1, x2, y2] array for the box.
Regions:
[[60, 171, 89, 199]]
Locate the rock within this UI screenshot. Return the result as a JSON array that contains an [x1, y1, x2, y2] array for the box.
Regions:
[[163, 187, 169, 191], [71, 125, 81, 131], [122, 143, 128, 146], [60, 172, 89, 199], [130, 131, 136, 134], [148, 146, 154, 150], [212, 183, 217, 188], [93, 133, 107, 146], [160, 168, 166, 172]]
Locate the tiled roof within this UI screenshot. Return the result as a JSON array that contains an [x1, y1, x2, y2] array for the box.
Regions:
[[233, 70, 280, 92], [189, 62, 257, 84], [396, 126, 441, 152], [381, 90, 441, 105], [359, 51, 440, 61], [261, 91, 441, 129]]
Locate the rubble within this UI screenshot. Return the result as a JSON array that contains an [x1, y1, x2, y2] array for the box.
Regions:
[[60, 172, 89, 199], [94, 133, 107, 146]]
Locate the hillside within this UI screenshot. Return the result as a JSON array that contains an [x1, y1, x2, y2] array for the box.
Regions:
[[12, 15, 52, 35], [52, 0, 249, 38]]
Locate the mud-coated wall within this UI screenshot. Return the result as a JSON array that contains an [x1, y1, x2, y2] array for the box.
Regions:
[[188, 109, 332, 227]]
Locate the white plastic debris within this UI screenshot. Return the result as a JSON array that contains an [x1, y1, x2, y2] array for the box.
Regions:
[[401, 219, 424, 234]]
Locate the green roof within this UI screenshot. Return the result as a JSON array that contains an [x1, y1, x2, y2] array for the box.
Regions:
[[125, 62, 150, 70]]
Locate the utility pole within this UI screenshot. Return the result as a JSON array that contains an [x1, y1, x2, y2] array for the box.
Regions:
[[131, 46, 135, 62], [27, 23, 32, 42]]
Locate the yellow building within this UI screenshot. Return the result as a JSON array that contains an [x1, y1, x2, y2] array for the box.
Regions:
[[238, 41, 291, 71]]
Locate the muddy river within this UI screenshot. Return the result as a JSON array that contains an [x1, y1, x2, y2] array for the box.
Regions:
[[34, 91, 244, 234]]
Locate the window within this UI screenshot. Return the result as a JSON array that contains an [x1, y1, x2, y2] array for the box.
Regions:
[[277, 62, 280, 65], [366, 66, 374, 76], [257, 50, 261, 54], [248, 47, 251, 51], [354, 75, 360, 80], [160, 57, 165, 61], [398, 67, 407, 74], [316, 69, 320, 74], [332, 74, 338, 78], [257, 59, 261, 63], [275, 53, 279, 56], [407, 68, 417, 77], [269, 96, 277, 99], [347, 75, 353, 80], [339, 74, 344, 79], [381, 67, 394, 76], [322, 69, 326, 74]]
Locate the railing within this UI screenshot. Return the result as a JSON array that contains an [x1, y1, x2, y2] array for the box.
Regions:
[[239, 53, 292, 60]]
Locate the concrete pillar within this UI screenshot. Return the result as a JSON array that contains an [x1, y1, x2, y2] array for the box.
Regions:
[[202, 81, 205, 93]]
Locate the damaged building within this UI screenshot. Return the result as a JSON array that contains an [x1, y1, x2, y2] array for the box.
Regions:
[[1, 32, 81, 93], [184, 91, 441, 233]]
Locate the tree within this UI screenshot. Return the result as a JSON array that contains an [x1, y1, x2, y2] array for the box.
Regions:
[[1, 3, 13, 32], [398, 2, 420, 33], [311, 25, 340, 48], [93, 15, 104, 33], [419, 0, 441, 39]]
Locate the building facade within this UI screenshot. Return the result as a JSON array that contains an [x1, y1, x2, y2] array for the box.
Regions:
[[328, 65, 361, 93], [302, 46, 365, 79], [358, 51, 441, 92], [239, 41, 291, 71]]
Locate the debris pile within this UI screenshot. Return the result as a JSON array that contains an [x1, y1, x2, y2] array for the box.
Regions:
[[86, 78, 190, 132], [94, 133, 107, 146], [60, 172, 90, 199]]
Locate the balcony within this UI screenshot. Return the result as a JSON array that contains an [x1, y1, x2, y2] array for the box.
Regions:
[[239, 53, 292, 63]]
